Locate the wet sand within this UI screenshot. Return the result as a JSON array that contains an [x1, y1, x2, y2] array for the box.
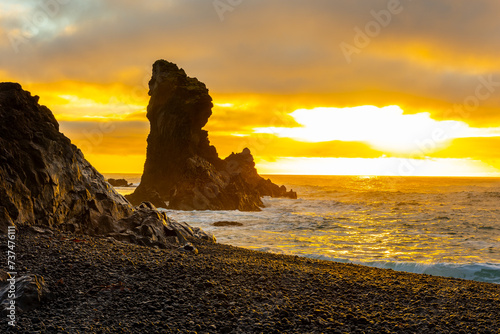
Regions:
[[1, 227, 499, 333]]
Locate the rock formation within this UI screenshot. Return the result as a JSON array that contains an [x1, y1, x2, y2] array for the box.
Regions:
[[0, 82, 132, 231], [126, 60, 296, 210], [107, 178, 132, 187], [0, 82, 214, 246]]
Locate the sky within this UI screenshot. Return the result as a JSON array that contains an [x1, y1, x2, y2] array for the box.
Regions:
[[1, 0, 500, 176]]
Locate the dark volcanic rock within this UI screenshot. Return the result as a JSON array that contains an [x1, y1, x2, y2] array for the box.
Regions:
[[126, 60, 297, 210], [0, 82, 133, 233], [225, 148, 297, 199], [113, 202, 215, 247], [0, 83, 214, 247], [107, 178, 132, 187]]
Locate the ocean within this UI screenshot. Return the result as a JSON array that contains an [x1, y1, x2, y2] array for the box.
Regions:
[[105, 173, 500, 284]]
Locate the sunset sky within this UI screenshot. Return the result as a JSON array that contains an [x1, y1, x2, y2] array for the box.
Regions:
[[2, 0, 500, 176]]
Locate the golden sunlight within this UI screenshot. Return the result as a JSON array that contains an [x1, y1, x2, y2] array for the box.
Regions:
[[84, 154, 147, 174], [256, 157, 500, 177], [21, 81, 148, 121], [254, 105, 500, 155], [56, 94, 145, 120], [4, 3, 500, 327]]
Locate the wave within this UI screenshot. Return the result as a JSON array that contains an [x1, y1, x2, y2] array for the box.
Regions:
[[366, 261, 500, 284], [300, 253, 500, 284]]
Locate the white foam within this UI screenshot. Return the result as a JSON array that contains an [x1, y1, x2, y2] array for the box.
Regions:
[[278, 252, 500, 283], [364, 261, 500, 284]]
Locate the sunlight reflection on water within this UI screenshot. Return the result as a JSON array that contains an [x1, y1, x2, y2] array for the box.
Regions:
[[109, 174, 500, 282]]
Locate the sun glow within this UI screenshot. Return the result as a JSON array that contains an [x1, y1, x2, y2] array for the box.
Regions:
[[256, 157, 500, 177], [254, 106, 500, 155], [55, 94, 145, 120], [5, 84, 500, 177]]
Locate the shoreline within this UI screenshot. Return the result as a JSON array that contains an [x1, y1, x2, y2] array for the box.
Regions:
[[2, 227, 499, 333]]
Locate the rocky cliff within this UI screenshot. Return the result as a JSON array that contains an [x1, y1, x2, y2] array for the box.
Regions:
[[0, 82, 134, 232], [126, 60, 296, 211], [0, 82, 213, 246]]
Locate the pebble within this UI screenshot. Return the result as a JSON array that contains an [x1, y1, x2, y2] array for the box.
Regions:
[[1, 227, 499, 333]]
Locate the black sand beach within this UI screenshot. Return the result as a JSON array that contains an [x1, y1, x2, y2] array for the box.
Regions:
[[2, 227, 499, 333]]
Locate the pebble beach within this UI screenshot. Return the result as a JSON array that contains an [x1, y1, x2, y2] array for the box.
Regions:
[[1, 227, 499, 333]]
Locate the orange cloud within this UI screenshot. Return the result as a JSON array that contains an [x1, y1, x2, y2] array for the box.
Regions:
[[59, 120, 149, 156], [2, 0, 500, 176]]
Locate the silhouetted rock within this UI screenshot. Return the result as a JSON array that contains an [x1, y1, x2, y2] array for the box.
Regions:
[[224, 148, 297, 199], [0, 83, 214, 247], [126, 60, 297, 210], [0, 82, 133, 233], [107, 178, 132, 187]]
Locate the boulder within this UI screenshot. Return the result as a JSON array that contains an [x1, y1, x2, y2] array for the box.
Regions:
[[112, 202, 216, 247], [0, 274, 51, 313], [126, 60, 297, 210]]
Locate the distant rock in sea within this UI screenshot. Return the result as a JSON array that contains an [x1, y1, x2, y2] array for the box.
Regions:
[[0, 82, 214, 246], [212, 221, 244, 227], [126, 60, 297, 210], [107, 178, 132, 187]]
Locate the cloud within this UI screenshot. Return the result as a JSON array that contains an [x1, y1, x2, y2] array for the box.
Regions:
[[3, 0, 500, 95], [17, 81, 149, 121], [54, 94, 145, 120], [2, 0, 500, 174], [209, 133, 385, 161], [254, 106, 500, 155], [59, 120, 149, 155], [429, 137, 500, 160], [206, 94, 300, 133]]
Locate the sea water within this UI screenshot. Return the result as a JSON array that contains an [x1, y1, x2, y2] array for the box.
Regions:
[[106, 174, 500, 284]]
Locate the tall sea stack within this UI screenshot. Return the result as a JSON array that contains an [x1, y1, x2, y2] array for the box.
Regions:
[[126, 60, 296, 211]]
